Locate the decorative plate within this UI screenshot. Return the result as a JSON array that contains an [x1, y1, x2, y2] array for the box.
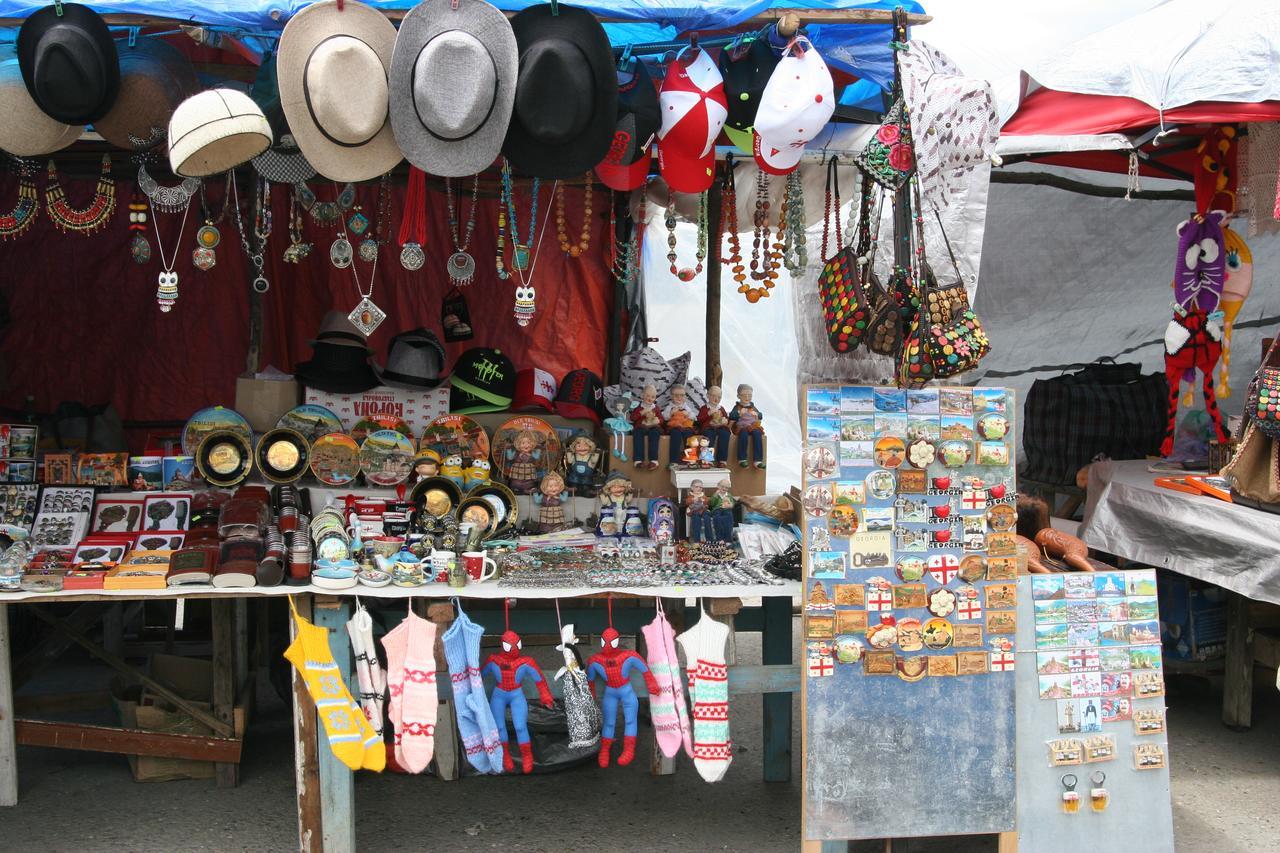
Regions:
[[276, 405, 344, 443], [420, 414, 490, 463], [309, 432, 361, 486], [351, 415, 413, 443], [410, 476, 464, 520], [470, 482, 518, 531], [256, 428, 310, 484], [457, 496, 497, 538], [182, 406, 252, 457], [359, 429, 415, 487], [489, 416, 563, 495], [196, 430, 253, 488]]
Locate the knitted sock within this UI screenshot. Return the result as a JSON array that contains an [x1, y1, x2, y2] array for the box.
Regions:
[[442, 615, 490, 774], [641, 610, 693, 760], [380, 617, 409, 767], [398, 612, 439, 774], [460, 613, 506, 774], [285, 607, 384, 772], [346, 607, 386, 738], [677, 613, 732, 783]]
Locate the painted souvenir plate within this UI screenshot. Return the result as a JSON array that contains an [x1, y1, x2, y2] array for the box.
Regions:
[[309, 433, 361, 486], [196, 430, 253, 488], [490, 416, 563, 494], [471, 482, 518, 531], [276, 404, 344, 443], [421, 414, 491, 462], [457, 496, 497, 538], [410, 476, 464, 520], [182, 406, 252, 457], [360, 429, 415, 487], [255, 428, 310, 484], [351, 415, 413, 443]]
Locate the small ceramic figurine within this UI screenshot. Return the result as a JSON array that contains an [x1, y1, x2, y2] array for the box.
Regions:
[[697, 435, 716, 467], [709, 478, 736, 542], [504, 429, 544, 494], [596, 471, 643, 538], [663, 383, 698, 469], [698, 385, 733, 465], [534, 471, 569, 533], [728, 383, 765, 469], [441, 453, 466, 490], [463, 457, 491, 491], [412, 448, 442, 482], [648, 497, 676, 544], [604, 394, 637, 460], [630, 384, 664, 470], [681, 435, 700, 466], [563, 431, 602, 497], [685, 479, 713, 542]]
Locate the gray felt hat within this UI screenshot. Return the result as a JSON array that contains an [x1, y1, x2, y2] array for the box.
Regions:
[[389, 0, 517, 178]]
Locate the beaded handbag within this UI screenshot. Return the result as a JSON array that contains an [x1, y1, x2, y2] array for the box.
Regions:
[[818, 159, 871, 353], [855, 98, 915, 191], [1246, 336, 1280, 438]]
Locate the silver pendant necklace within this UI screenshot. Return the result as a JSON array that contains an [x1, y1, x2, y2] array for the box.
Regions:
[[446, 174, 480, 286], [138, 163, 200, 214], [151, 195, 192, 312]]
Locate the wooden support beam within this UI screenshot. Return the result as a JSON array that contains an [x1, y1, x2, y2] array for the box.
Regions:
[[0, 605, 16, 807], [211, 598, 239, 787], [12, 602, 107, 688], [761, 595, 793, 783], [291, 596, 323, 853], [15, 719, 241, 763], [705, 171, 724, 389], [1223, 591, 1255, 731], [313, 596, 356, 853], [14, 691, 110, 716]]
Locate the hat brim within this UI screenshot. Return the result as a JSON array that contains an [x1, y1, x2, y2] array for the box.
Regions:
[[555, 401, 602, 425], [294, 360, 380, 394], [502, 4, 617, 179], [753, 129, 803, 175], [723, 125, 755, 156], [17, 3, 120, 125], [451, 374, 512, 408], [374, 365, 446, 390], [252, 146, 317, 183], [95, 38, 199, 151], [0, 62, 82, 156], [657, 142, 716, 194], [595, 149, 651, 192], [277, 0, 403, 183], [390, 0, 517, 178], [450, 386, 510, 415]]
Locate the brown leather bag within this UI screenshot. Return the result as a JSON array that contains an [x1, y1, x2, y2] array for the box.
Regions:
[[1223, 422, 1280, 505]]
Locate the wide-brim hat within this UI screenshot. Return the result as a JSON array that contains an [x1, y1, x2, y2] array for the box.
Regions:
[[375, 327, 449, 389], [306, 309, 375, 352], [391, 0, 517, 178], [595, 58, 659, 192], [168, 88, 273, 177], [277, 0, 403, 182], [249, 50, 317, 183], [17, 3, 119, 125], [0, 46, 82, 156], [95, 37, 199, 152], [502, 3, 616, 179], [294, 344, 380, 394]]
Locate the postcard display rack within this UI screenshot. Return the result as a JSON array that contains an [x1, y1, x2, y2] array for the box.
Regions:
[[801, 385, 1018, 842]]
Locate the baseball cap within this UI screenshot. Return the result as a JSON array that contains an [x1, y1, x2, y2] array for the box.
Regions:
[[656, 48, 728, 194], [719, 35, 779, 155], [512, 367, 558, 412], [595, 58, 661, 192], [753, 38, 835, 175], [450, 347, 516, 414], [554, 368, 605, 425]]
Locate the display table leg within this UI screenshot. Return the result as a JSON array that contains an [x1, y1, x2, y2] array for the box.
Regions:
[[211, 598, 238, 788], [290, 596, 322, 853], [313, 595, 355, 853], [1223, 591, 1254, 731], [761, 595, 792, 783], [0, 605, 16, 806]]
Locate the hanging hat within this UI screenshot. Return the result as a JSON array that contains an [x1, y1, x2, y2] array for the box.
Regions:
[[0, 45, 82, 156], [294, 311, 379, 393], [17, 3, 119, 125], [511, 367, 558, 412], [449, 347, 515, 413], [390, 0, 517, 178], [594, 57, 660, 192], [249, 51, 317, 183], [719, 35, 779, 155], [753, 38, 834, 175], [94, 37, 199, 152], [375, 328, 449, 389], [554, 367, 605, 424], [168, 89, 273, 177], [657, 48, 728, 194], [502, 3, 617, 179], [277, 0, 402, 183]]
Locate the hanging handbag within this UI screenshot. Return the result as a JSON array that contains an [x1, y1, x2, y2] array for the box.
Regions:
[[1245, 334, 1280, 439], [856, 98, 915, 191], [918, 200, 990, 377], [898, 314, 935, 388], [845, 170, 900, 357], [923, 209, 973, 326], [1222, 422, 1280, 504], [817, 159, 871, 353]]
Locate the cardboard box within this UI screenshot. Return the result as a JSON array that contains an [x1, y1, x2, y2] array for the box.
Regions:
[[305, 384, 450, 437], [236, 376, 300, 433], [1158, 574, 1227, 661]]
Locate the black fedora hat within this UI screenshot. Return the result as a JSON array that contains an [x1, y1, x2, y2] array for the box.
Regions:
[[294, 344, 380, 394], [18, 3, 120, 125], [502, 3, 616, 179]]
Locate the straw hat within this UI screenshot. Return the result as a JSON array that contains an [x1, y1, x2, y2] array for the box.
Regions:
[[168, 88, 273, 177], [95, 37, 198, 152], [248, 51, 317, 183], [0, 45, 82, 156], [17, 2, 119, 124], [277, 0, 402, 182], [390, 0, 517, 178]]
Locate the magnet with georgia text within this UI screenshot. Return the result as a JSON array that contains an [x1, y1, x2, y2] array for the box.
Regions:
[[955, 586, 983, 621], [922, 617, 954, 650], [897, 616, 923, 652], [865, 576, 894, 611], [930, 499, 953, 521], [931, 524, 957, 545], [866, 615, 898, 649], [931, 474, 953, 492], [927, 554, 960, 585]]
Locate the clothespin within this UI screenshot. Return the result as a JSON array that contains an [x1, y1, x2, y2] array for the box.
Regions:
[[128, 27, 139, 48], [53, 0, 64, 15], [550, 0, 559, 15], [618, 43, 634, 72]]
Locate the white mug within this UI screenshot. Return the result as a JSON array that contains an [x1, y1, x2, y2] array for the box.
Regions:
[[430, 550, 457, 574], [462, 551, 497, 582]]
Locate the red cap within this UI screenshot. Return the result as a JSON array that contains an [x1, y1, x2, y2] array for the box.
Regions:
[[657, 49, 728, 194], [511, 368, 558, 413], [595, 148, 652, 192]]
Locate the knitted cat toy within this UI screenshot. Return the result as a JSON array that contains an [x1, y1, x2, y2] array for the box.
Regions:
[[1161, 210, 1229, 456]]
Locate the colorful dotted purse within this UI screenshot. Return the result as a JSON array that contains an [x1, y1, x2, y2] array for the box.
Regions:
[[818, 160, 872, 353], [1247, 337, 1280, 438]]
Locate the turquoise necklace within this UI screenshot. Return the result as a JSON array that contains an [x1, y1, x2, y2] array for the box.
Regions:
[[499, 158, 540, 276]]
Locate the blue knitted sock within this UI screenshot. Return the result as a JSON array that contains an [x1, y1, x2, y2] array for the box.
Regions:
[[442, 614, 490, 774], [459, 612, 506, 774]]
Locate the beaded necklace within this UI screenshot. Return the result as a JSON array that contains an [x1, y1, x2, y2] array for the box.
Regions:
[[781, 171, 808, 275], [749, 170, 782, 290], [0, 159, 39, 241], [193, 171, 232, 271], [445, 173, 480, 286], [555, 174, 592, 257], [499, 158, 541, 278], [46, 155, 116, 234], [665, 189, 708, 281]]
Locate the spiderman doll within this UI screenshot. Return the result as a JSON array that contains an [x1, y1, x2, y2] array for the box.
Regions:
[[587, 627, 660, 767], [483, 630, 554, 774]]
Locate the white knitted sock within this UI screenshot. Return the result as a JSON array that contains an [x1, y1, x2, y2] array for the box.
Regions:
[[676, 609, 732, 783]]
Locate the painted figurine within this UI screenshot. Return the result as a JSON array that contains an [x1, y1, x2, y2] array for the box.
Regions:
[[563, 431, 602, 497], [464, 457, 491, 491], [533, 471, 569, 533], [441, 453, 466, 490], [412, 448, 442, 482], [681, 435, 700, 466], [596, 471, 642, 538], [587, 627, 660, 767], [709, 478, 735, 542], [664, 384, 698, 469], [554, 623, 602, 749], [685, 479, 713, 542], [698, 385, 733, 465], [648, 497, 676, 545], [630, 384, 664, 470], [483, 630, 554, 774], [504, 429, 544, 494], [728, 383, 765, 469], [697, 435, 716, 467]]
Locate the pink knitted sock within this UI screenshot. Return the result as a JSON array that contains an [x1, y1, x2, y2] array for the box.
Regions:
[[380, 617, 410, 767], [398, 612, 439, 774], [641, 605, 693, 760]]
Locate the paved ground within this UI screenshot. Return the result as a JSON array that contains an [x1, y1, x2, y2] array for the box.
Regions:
[[4, 618, 1277, 852]]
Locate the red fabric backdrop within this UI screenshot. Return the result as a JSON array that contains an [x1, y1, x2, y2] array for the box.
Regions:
[[0, 172, 613, 432]]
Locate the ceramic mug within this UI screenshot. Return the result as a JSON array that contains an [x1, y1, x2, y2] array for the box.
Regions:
[[431, 550, 457, 583], [462, 551, 497, 582], [368, 536, 403, 559]]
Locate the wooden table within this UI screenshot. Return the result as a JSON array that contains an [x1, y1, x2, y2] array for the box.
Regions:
[[0, 581, 799, 852]]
